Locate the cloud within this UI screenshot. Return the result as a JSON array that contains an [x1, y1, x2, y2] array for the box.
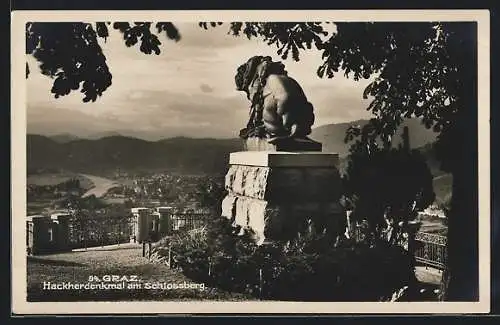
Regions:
[[128, 91, 145, 100], [27, 104, 122, 137], [28, 88, 250, 139], [114, 88, 248, 127], [199, 83, 214, 93], [27, 22, 371, 139], [307, 81, 374, 126], [27, 71, 371, 139], [173, 23, 252, 49]]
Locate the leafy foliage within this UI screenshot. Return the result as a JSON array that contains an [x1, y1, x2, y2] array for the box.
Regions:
[[201, 22, 329, 61], [319, 23, 462, 129], [26, 21, 477, 300], [26, 22, 180, 102], [26, 22, 112, 102], [112, 22, 180, 53], [199, 22, 473, 171], [27, 21, 470, 146], [61, 195, 133, 248], [320, 22, 475, 173], [189, 176, 226, 214], [159, 216, 417, 301], [26, 22, 473, 150], [313, 22, 477, 301], [343, 126, 435, 245]]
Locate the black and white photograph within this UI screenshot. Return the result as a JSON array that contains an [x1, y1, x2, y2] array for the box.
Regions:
[[11, 10, 490, 314]]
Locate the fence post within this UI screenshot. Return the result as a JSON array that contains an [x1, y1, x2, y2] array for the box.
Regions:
[[148, 241, 152, 259], [142, 242, 146, 257], [259, 268, 263, 300], [407, 221, 421, 277], [167, 244, 172, 268], [208, 257, 211, 276]]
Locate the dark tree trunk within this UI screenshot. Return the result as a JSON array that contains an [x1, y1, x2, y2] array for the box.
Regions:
[[441, 163, 479, 301], [439, 22, 479, 301]]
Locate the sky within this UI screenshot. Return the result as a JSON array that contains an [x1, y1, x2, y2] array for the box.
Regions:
[[27, 22, 374, 140]]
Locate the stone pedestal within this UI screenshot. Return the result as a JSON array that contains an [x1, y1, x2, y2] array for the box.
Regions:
[[221, 151, 344, 245], [243, 137, 322, 152]]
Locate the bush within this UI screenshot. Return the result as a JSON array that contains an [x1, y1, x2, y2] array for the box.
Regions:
[[156, 216, 417, 301]]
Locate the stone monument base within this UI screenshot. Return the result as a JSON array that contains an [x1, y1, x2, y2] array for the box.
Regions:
[[221, 151, 344, 245], [243, 137, 322, 152]]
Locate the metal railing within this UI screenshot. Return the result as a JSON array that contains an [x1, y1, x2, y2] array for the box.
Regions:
[[351, 225, 448, 271], [414, 231, 447, 270], [67, 214, 134, 248], [169, 212, 210, 233]]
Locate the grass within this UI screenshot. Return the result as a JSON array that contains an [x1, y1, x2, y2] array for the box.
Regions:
[[27, 243, 255, 302], [27, 243, 442, 302]]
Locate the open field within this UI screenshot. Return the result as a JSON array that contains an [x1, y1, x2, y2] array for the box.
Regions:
[[27, 243, 254, 302]]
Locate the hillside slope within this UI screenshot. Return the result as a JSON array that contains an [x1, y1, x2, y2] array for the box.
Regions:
[[310, 118, 438, 157], [27, 135, 243, 175], [28, 118, 443, 177]]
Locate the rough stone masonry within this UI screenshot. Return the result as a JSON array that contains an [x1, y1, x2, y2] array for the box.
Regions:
[[221, 150, 345, 245], [224, 55, 346, 245]]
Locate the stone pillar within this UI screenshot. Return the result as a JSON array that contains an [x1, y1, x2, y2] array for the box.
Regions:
[[221, 151, 344, 245], [55, 215, 71, 252]]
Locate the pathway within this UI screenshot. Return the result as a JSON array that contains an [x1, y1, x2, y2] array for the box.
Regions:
[[27, 243, 253, 302]]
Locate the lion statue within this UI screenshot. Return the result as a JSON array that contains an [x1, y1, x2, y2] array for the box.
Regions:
[[235, 56, 315, 141]]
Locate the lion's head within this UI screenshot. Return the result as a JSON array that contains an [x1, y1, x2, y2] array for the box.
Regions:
[[235, 56, 287, 96]]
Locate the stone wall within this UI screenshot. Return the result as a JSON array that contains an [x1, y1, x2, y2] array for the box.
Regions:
[[221, 152, 345, 245]]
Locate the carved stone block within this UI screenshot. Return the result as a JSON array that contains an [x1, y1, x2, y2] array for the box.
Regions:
[[221, 193, 345, 245], [244, 137, 322, 152], [222, 151, 344, 245], [224, 165, 341, 202]]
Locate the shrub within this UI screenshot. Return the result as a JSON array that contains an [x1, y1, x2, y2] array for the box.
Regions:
[[157, 216, 417, 301]]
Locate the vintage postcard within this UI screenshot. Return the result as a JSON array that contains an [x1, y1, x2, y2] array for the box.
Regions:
[[11, 10, 490, 315]]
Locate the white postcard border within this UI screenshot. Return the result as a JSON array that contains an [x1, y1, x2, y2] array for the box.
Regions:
[[11, 9, 491, 315]]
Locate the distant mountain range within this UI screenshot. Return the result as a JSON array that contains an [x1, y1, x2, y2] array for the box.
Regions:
[[309, 118, 438, 157], [28, 118, 443, 176], [27, 134, 243, 175], [48, 131, 124, 143], [48, 133, 81, 144]]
